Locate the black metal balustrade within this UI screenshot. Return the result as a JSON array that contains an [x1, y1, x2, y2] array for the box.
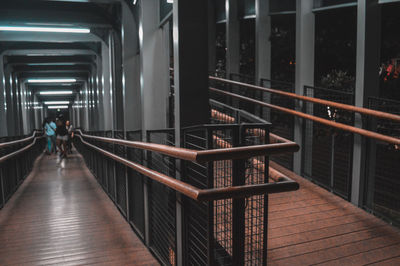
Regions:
[[74, 123, 298, 266], [365, 97, 400, 226], [0, 131, 45, 209], [302, 85, 355, 200], [260, 78, 295, 170]]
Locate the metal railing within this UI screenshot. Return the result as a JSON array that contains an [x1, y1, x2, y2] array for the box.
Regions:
[[209, 74, 400, 225], [74, 124, 299, 265], [0, 130, 45, 208]]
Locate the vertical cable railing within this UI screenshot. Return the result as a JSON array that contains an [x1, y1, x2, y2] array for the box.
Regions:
[[260, 78, 295, 170], [365, 97, 400, 225], [302, 85, 355, 200], [0, 131, 45, 209], [126, 130, 145, 238], [147, 129, 177, 265]]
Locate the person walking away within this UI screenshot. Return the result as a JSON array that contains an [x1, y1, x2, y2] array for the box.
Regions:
[[56, 115, 68, 158], [43, 118, 55, 155], [50, 119, 57, 153], [66, 120, 74, 154]]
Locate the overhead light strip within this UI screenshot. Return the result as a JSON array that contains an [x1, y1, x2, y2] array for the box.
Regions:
[[39, 91, 73, 95], [44, 101, 70, 105], [0, 26, 90, 34], [47, 105, 69, 109], [28, 78, 77, 83]]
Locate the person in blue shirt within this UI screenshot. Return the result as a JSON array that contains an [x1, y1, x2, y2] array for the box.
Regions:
[[43, 118, 57, 154]]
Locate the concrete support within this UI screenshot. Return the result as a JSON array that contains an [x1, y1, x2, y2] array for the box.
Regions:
[[351, 0, 381, 206], [226, 0, 240, 77], [294, 0, 315, 175]]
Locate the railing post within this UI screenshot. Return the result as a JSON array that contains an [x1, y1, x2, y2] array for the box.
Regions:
[[232, 127, 245, 265]]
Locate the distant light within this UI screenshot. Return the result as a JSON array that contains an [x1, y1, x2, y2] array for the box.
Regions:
[[132, 0, 137, 4], [0, 26, 90, 34], [28, 78, 76, 83], [44, 101, 70, 105], [47, 105, 69, 109], [39, 91, 73, 95], [167, 0, 173, 3]]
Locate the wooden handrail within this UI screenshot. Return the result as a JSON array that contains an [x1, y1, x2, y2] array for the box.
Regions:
[[210, 87, 400, 146], [0, 130, 42, 149], [76, 130, 299, 162], [210, 76, 400, 123], [0, 135, 44, 163], [77, 135, 299, 201]]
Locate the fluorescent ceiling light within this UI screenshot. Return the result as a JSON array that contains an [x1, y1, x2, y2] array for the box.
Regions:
[[44, 101, 70, 105], [0, 26, 90, 34], [167, 0, 173, 3], [28, 78, 76, 83], [39, 91, 73, 95], [48, 105, 69, 109]]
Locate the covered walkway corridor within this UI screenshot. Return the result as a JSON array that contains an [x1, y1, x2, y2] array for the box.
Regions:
[[1, 0, 400, 265]]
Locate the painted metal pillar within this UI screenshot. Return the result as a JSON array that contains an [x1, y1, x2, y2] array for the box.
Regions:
[[173, 1, 209, 265], [208, 0, 217, 73], [351, 0, 381, 206], [255, 0, 272, 120], [294, 0, 315, 175], [0, 55, 7, 137], [226, 0, 240, 78]]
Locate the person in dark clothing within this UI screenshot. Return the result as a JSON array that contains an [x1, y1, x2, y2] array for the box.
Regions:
[[56, 115, 68, 158]]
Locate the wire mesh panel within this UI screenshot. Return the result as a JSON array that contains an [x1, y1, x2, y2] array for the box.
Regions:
[[183, 124, 270, 265], [230, 73, 258, 115], [126, 130, 145, 238], [261, 79, 295, 170], [302, 86, 354, 199], [242, 124, 269, 265], [105, 131, 116, 201], [114, 130, 127, 216], [0, 133, 45, 209], [365, 97, 400, 226], [147, 129, 177, 266], [183, 125, 238, 266]]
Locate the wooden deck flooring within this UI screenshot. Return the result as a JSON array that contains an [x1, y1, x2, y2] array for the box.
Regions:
[[268, 161, 400, 265], [0, 152, 158, 266]]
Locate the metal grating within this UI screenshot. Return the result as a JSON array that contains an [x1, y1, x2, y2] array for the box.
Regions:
[[302, 86, 354, 200], [366, 97, 400, 225], [147, 130, 177, 266], [261, 79, 295, 170], [242, 125, 269, 265], [114, 130, 127, 216], [126, 130, 145, 238]]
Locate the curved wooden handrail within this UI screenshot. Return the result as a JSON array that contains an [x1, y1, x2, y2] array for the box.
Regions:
[[0, 130, 42, 149], [210, 76, 400, 123], [76, 130, 300, 162], [0, 135, 44, 163], [210, 87, 400, 146], [76, 135, 299, 201]]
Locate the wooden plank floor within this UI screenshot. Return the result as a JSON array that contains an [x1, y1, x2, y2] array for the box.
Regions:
[[0, 152, 158, 266], [268, 161, 400, 265]]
